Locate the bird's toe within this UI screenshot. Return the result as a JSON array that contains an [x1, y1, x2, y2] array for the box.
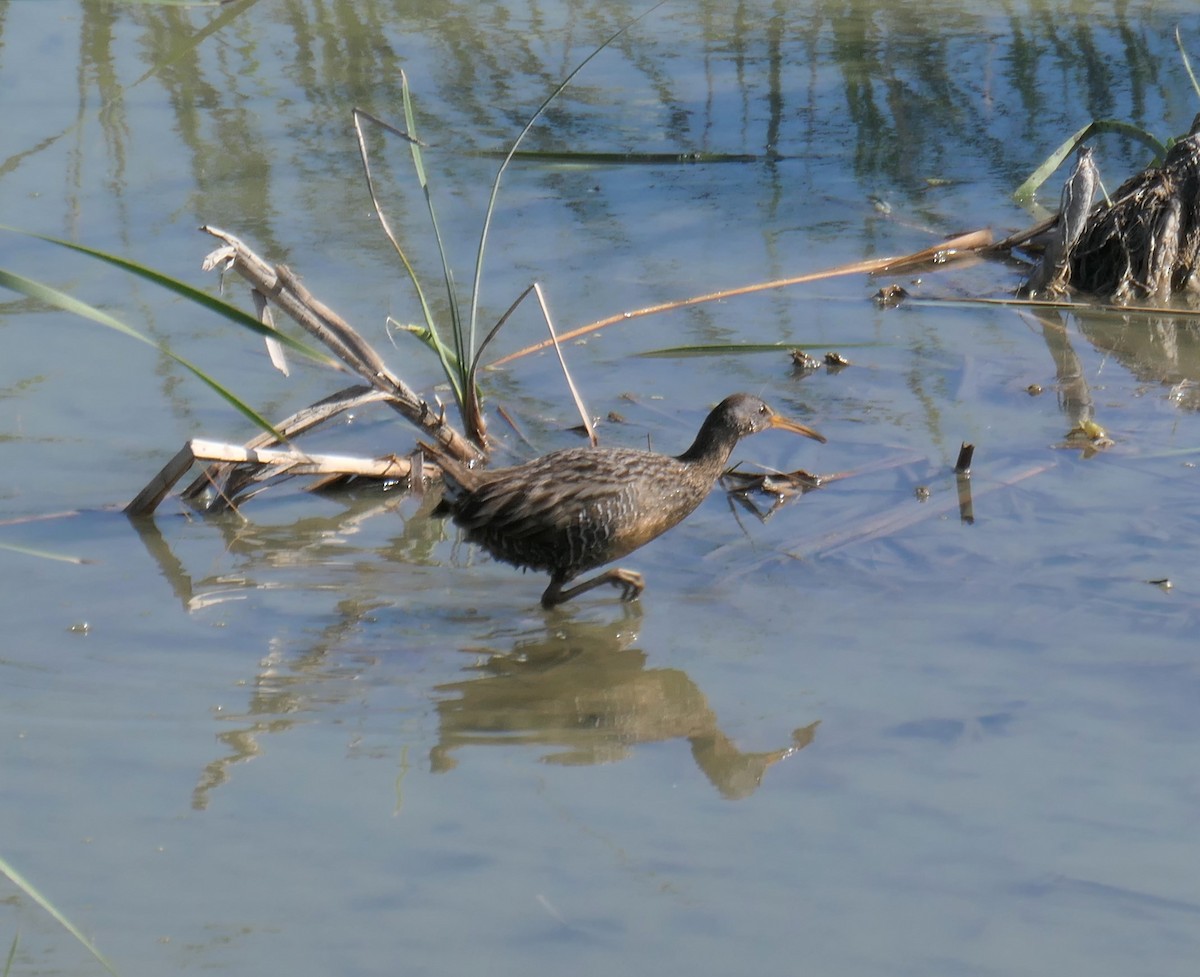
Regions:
[[611, 569, 645, 601]]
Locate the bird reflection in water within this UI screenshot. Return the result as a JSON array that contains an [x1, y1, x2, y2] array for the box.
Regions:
[[430, 617, 818, 800]]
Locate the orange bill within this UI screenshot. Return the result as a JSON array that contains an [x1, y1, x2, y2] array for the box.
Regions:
[[767, 412, 827, 444]]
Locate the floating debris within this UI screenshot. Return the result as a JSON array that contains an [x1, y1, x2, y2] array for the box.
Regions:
[[824, 351, 851, 368], [722, 466, 824, 522], [874, 283, 909, 306], [1067, 419, 1109, 441], [721, 467, 824, 497], [1167, 380, 1195, 405], [1060, 418, 1115, 454], [789, 348, 822, 372], [1026, 383, 1044, 396]]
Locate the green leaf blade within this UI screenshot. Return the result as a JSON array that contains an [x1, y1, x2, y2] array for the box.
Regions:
[[0, 267, 284, 442]]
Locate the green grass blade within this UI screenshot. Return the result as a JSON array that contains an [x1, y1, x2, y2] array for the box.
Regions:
[[639, 341, 881, 357], [1014, 120, 1167, 201], [399, 71, 467, 398], [0, 854, 121, 977], [0, 225, 336, 368], [0, 268, 283, 441], [386, 318, 464, 376], [4, 933, 18, 977], [467, 1, 669, 352], [353, 109, 463, 405]]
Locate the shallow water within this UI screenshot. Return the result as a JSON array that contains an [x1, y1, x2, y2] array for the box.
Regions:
[[3, 1, 1200, 975]]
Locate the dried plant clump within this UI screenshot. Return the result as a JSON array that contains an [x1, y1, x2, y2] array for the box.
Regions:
[[1071, 119, 1200, 301], [1019, 115, 1200, 303]]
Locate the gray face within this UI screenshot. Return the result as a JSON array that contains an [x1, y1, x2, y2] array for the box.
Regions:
[[721, 395, 774, 437]]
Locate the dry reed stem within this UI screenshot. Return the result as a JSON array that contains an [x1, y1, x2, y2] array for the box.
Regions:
[[189, 440, 428, 477], [127, 438, 438, 516], [489, 229, 994, 368], [535, 282, 597, 446], [200, 224, 482, 464], [179, 384, 392, 505]]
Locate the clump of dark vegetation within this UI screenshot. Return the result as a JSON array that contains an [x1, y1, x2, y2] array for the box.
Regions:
[[1009, 30, 1200, 303], [1012, 115, 1200, 302], [1071, 118, 1200, 299]]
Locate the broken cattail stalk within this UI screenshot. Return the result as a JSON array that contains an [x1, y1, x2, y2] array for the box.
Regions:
[[1019, 146, 1100, 297], [954, 442, 975, 524], [954, 442, 975, 475]]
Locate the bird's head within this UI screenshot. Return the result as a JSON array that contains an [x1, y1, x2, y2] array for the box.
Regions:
[[719, 393, 826, 443]]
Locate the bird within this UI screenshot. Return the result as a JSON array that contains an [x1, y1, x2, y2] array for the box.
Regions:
[[420, 393, 825, 608]]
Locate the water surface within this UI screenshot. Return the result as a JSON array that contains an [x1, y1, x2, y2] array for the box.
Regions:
[[2, 2, 1199, 975]]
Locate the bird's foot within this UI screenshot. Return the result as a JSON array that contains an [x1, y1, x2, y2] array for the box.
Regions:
[[542, 568, 645, 607], [609, 568, 645, 602]]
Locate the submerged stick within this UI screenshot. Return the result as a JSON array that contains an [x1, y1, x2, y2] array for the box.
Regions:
[[955, 444, 976, 527], [901, 293, 1200, 318], [956, 471, 975, 525], [126, 443, 198, 516]]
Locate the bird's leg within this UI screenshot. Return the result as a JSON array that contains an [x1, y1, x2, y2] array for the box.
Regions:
[[541, 568, 646, 608]]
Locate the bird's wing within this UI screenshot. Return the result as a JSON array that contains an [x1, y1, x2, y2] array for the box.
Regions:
[[457, 468, 632, 541]]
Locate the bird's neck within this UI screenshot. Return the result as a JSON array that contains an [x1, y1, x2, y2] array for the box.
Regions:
[[676, 418, 739, 475]]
